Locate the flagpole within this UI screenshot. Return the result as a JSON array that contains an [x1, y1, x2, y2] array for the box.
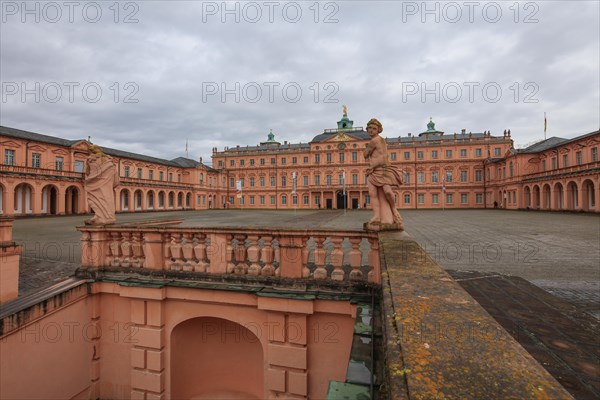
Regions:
[[544, 112, 547, 140]]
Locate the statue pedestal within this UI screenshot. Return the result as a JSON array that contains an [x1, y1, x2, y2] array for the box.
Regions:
[[364, 221, 404, 232]]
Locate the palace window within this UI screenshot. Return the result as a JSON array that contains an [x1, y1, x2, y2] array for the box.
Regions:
[[250, 196, 255, 205], [432, 193, 439, 204], [326, 153, 332, 164], [446, 150, 452, 158], [260, 158, 265, 165], [230, 160, 235, 167], [168, 173, 173, 181], [281, 158, 286, 165], [292, 195, 298, 205], [352, 152, 358, 162], [124, 166, 130, 177], [270, 196, 276, 205], [404, 172, 410, 184], [55, 156, 64, 171], [218, 160, 223, 167], [446, 193, 453, 204], [250, 159, 255, 166], [417, 194, 424, 204], [460, 149, 467, 157], [303, 195, 309, 205], [281, 195, 287, 205], [475, 170, 482, 182], [476, 193, 483, 204], [315, 175, 321, 185], [240, 160, 245, 166], [159, 171, 164, 181], [271, 158, 276, 165], [303, 176, 309, 186], [431, 171, 439, 183], [552, 157, 557, 169], [281, 176, 286, 187], [292, 157, 297, 164], [445, 171, 453, 182], [303, 156, 309, 164], [509, 162, 513, 177], [270, 176, 275, 186], [404, 194, 411, 204], [404, 151, 410, 160], [230, 178, 235, 187], [137, 168, 142, 179], [4, 149, 15, 165], [475, 148, 482, 157], [315, 154, 320, 164], [390, 152, 396, 161], [576, 151, 582, 165], [260, 176, 265, 187], [592, 147, 598, 162], [417, 151, 424, 159], [494, 148, 501, 156], [326, 175, 332, 186], [562, 154, 568, 168], [417, 171, 424, 184], [461, 193, 468, 204], [150, 170, 154, 180], [431, 150, 438, 159], [352, 174, 358, 185], [339, 153, 344, 163], [250, 177, 255, 187], [178, 174, 181, 183], [460, 170, 468, 182], [32, 153, 41, 168], [542, 160, 546, 172], [260, 196, 265, 205], [315, 195, 321, 206]]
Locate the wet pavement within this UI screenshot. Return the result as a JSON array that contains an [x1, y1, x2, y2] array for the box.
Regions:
[[448, 270, 599, 399]]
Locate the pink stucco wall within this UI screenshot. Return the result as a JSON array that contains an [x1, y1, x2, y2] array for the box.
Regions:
[[1, 281, 357, 399]]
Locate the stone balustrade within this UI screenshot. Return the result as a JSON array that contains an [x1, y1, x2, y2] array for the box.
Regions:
[[78, 224, 381, 284]]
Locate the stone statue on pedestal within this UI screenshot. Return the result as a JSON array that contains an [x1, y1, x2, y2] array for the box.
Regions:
[[363, 118, 404, 231], [84, 144, 119, 225]]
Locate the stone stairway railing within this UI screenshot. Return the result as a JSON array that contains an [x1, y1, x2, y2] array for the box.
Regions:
[[78, 223, 381, 284]]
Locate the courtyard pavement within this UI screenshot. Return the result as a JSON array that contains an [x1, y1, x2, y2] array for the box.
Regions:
[[9, 208, 600, 398]]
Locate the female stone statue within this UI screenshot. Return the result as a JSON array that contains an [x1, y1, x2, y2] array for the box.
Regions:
[[84, 144, 119, 225]]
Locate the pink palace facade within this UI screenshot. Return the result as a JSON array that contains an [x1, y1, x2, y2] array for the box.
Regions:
[[1, 113, 598, 216]]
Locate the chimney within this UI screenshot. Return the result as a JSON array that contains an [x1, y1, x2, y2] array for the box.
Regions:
[[461, 129, 466, 134]]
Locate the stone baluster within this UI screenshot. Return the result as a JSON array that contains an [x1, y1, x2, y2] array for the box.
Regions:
[[247, 235, 261, 275], [233, 234, 247, 275], [169, 233, 182, 271], [330, 236, 345, 281], [131, 232, 144, 268], [120, 232, 132, 268], [260, 235, 275, 276], [226, 234, 236, 273], [109, 231, 121, 267], [302, 238, 310, 278], [163, 233, 172, 270], [193, 233, 208, 273], [367, 237, 380, 283], [181, 233, 194, 271], [348, 237, 363, 281], [313, 236, 327, 279], [273, 240, 281, 277]]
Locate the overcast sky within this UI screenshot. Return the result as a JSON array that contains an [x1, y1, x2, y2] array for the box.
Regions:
[[1, 0, 599, 166]]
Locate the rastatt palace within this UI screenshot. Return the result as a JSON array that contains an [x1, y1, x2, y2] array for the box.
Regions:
[[1, 111, 599, 216]]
